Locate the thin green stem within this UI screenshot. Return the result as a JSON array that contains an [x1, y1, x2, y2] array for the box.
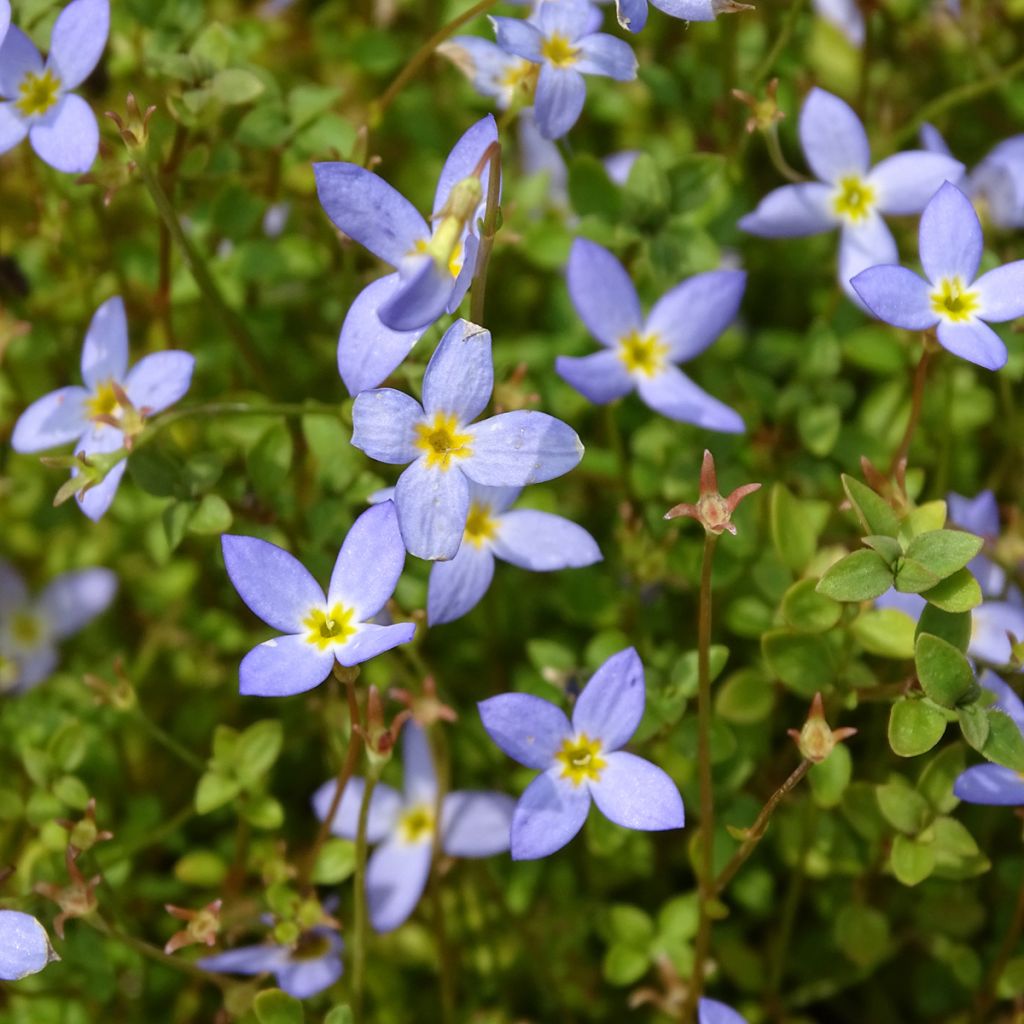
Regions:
[[889, 338, 934, 475], [352, 770, 378, 1023], [469, 141, 503, 327], [750, 0, 807, 86], [126, 704, 205, 773], [763, 123, 807, 184], [89, 915, 217, 984]]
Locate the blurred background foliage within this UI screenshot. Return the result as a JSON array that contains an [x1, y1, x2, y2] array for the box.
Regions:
[[2, 0, 1024, 1021]]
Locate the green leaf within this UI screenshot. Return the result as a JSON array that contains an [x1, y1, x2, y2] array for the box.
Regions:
[[162, 499, 196, 553], [835, 905, 890, 967], [212, 68, 265, 105], [918, 744, 966, 813], [253, 988, 304, 1024], [809, 743, 852, 809], [958, 703, 990, 752], [862, 535, 902, 566], [242, 793, 285, 830], [248, 423, 294, 502], [174, 850, 228, 887], [188, 493, 233, 535], [312, 839, 356, 885], [890, 833, 935, 886], [920, 568, 982, 613], [781, 579, 842, 632], [898, 500, 948, 543], [568, 155, 622, 218], [324, 1009, 354, 1024], [761, 630, 836, 697], [128, 446, 191, 499], [606, 905, 655, 948], [915, 633, 976, 708], [195, 771, 241, 814], [235, 720, 284, 785], [982, 710, 1024, 772], [876, 780, 932, 834], [851, 608, 916, 659], [53, 775, 91, 810], [888, 699, 946, 757], [797, 403, 841, 457], [623, 152, 670, 226], [842, 475, 899, 536], [715, 669, 774, 724], [816, 549, 893, 602], [904, 530, 983, 580], [916, 605, 972, 653], [602, 943, 650, 986], [893, 557, 941, 594], [930, 816, 989, 879], [769, 483, 817, 572]]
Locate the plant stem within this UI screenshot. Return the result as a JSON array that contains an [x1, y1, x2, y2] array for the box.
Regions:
[[352, 770, 378, 1024], [763, 123, 807, 183], [90, 915, 216, 984], [127, 704, 205, 773], [889, 339, 934, 475], [713, 760, 811, 896], [469, 141, 503, 326], [751, 0, 807, 85], [970, 868, 1024, 1023], [428, 725, 457, 1024]]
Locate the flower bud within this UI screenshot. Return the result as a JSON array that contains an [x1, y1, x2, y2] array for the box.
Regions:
[[787, 693, 857, 764]]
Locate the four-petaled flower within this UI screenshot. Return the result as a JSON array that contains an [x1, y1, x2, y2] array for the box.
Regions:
[[491, 2, 636, 140], [10, 296, 195, 520], [738, 88, 964, 303], [953, 672, 1024, 806], [0, 560, 116, 695], [0, 910, 59, 981], [479, 646, 684, 859], [558, 239, 747, 432], [313, 721, 514, 932], [615, 0, 751, 35], [700, 998, 748, 1024], [352, 319, 585, 561], [315, 115, 498, 394], [851, 181, 1024, 371], [0, 0, 109, 173], [221, 501, 415, 697]]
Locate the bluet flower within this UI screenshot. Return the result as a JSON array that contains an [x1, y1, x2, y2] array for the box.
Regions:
[[953, 672, 1024, 805], [614, 0, 751, 34], [700, 998, 748, 1024], [0, 911, 58, 980]]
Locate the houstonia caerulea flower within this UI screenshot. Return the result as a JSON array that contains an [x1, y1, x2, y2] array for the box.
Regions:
[[738, 88, 964, 303], [0, 560, 116, 695], [316, 116, 498, 392], [199, 929, 342, 999], [0, 911, 58, 980], [851, 182, 1024, 371], [313, 722, 514, 932], [812, 0, 864, 46], [0, 0, 109, 173], [439, 35, 542, 112], [479, 647, 684, 859], [352, 319, 585, 562], [558, 238, 746, 432], [614, 0, 750, 34], [10, 296, 195, 520], [700, 998, 748, 1024], [491, 3, 636, 140], [947, 490, 1013, 597], [953, 672, 1024, 805], [221, 501, 415, 697]]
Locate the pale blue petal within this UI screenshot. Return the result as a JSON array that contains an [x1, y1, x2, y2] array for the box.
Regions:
[[604, 149, 639, 185], [462, 411, 584, 486], [470, 482, 521, 514], [81, 296, 129, 388], [447, 233, 478, 313], [519, 109, 569, 207], [0, 103, 27, 155], [699, 997, 749, 1024], [0, 28, 42, 97], [402, 721, 438, 805], [328, 501, 405, 620], [366, 838, 432, 933], [571, 647, 644, 749], [974, 262, 1024, 322], [511, 767, 591, 860], [29, 94, 98, 174], [812, 0, 864, 45], [11, 386, 89, 452], [489, 15, 544, 62], [198, 944, 289, 976], [874, 587, 925, 618], [427, 542, 495, 626], [534, 63, 586, 139], [0, 911, 54, 981], [351, 388, 423, 465], [947, 490, 999, 538], [971, 138, 1024, 230], [637, 365, 744, 432], [575, 33, 637, 80], [645, 270, 746, 362], [367, 486, 396, 504], [276, 943, 343, 999], [799, 88, 870, 184], [394, 458, 470, 561], [980, 671, 1024, 733], [536, 1, 594, 37], [335, 622, 415, 667], [478, 692, 571, 768], [422, 319, 493, 422], [38, 567, 116, 640], [615, 0, 649, 32], [433, 114, 498, 217], [953, 764, 1024, 806], [918, 122, 952, 157], [849, 265, 936, 330], [556, 351, 634, 404], [651, 0, 718, 19], [442, 791, 515, 856], [74, 423, 126, 521], [0, 1, 9, 45], [47, 0, 109, 90], [590, 750, 685, 829], [936, 319, 1007, 371], [123, 351, 194, 414], [239, 633, 334, 697], [440, 37, 520, 105], [379, 254, 452, 332], [737, 182, 836, 237], [312, 777, 402, 843], [492, 510, 601, 571], [11, 646, 58, 694], [838, 214, 897, 302], [0, 561, 28, 617], [567, 238, 642, 347], [970, 601, 1024, 665], [918, 181, 982, 284], [869, 152, 965, 216]]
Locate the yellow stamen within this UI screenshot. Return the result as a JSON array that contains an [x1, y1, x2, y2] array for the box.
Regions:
[[463, 501, 497, 549], [413, 237, 464, 279], [556, 733, 607, 788], [397, 804, 435, 844], [501, 59, 539, 101], [618, 330, 669, 377], [15, 68, 62, 118], [541, 33, 579, 68], [10, 611, 42, 648], [832, 176, 876, 224], [414, 412, 473, 471], [930, 276, 980, 322], [86, 380, 122, 421], [302, 604, 356, 652]]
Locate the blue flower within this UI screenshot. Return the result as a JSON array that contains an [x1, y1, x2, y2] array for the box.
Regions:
[[351, 319, 585, 562], [851, 182, 1024, 371], [315, 115, 498, 392], [947, 489, 1010, 596], [10, 296, 195, 520], [478, 647, 684, 859], [953, 672, 1024, 806], [199, 928, 343, 999], [0, 560, 116, 695], [0, 910, 58, 980], [221, 501, 415, 697], [558, 238, 746, 432], [738, 88, 964, 303], [0, 0, 109, 173], [0, 1, 9, 47], [313, 721, 514, 933], [812, 0, 864, 47], [614, 0, 751, 34], [699, 998, 748, 1024], [439, 36, 539, 111], [491, 2, 636, 139]]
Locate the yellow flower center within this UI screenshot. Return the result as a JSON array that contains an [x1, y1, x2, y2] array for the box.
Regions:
[[10, 611, 43, 648], [397, 803, 435, 844], [618, 330, 669, 377], [0, 654, 19, 692], [86, 380, 123, 422], [302, 604, 356, 652], [15, 68, 62, 118], [832, 176, 876, 224], [291, 932, 332, 961], [463, 501, 497, 549], [930, 276, 980, 322], [556, 733, 607, 788], [501, 59, 539, 100], [413, 237, 463, 279], [541, 33, 579, 68], [414, 412, 473, 471]]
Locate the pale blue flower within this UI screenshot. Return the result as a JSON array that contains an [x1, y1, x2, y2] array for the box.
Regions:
[[700, 998, 748, 1024], [953, 672, 1024, 806], [615, 0, 749, 33], [0, 1, 9, 48], [0, 910, 58, 980]]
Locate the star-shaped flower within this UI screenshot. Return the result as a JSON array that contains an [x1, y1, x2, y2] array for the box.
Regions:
[[10, 296, 195, 520], [221, 501, 415, 697], [351, 319, 585, 562], [558, 239, 746, 431], [851, 181, 1024, 370], [953, 672, 1024, 806], [0, 0, 109, 173], [0, 911, 58, 981], [479, 647, 684, 860], [738, 88, 964, 303], [0, 560, 116, 694], [614, 0, 751, 35], [313, 721, 514, 933]]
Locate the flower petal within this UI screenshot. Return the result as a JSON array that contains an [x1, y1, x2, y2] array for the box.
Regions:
[[221, 535, 326, 633], [489, 15, 544, 62], [980, 670, 1024, 734], [198, 944, 289, 976], [366, 838, 433, 933], [427, 541, 496, 626], [534, 63, 586, 140], [0, 911, 54, 981], [402, 721, 438, 805], [74, 423, 126, 521], [974, 261, 1024, 323], [276, 945, 343, 999], [29, 93, 99, 174], [478, 692, 571, 769], [0, 102, 27, 155], [737, 183, 836, 238], [637, 365, 744, 432], [394, 458, 470, 561], [918, 122, 953, 158], [0, 27, 42, 98], [47, 0, 109, 90], [433, 114, 498, 218], [0, 1, 9, 44], [492, 510, 601, 571], [239, 634, 334, 697], [378, 254, 453, 332], [947, 490, 999, 538], [422, 319, 493, 422], [439, 37, 520, 105], [442, 791, 515, 856], [812, 0, 864, 45], [575, 33, 637, 80], [81, 296, 129, 389], [337, 276, 426, 396], [798, 87, 870, 183], [838, 214, 897, 302], [10, 646, 58, 694], [615, 0, 649, 32], [645, 270, 746, 362], [335, 622, 415, 667], [461, 411, 584, 486], [571, 647, 644, 749], [868, 152, 965, 216], [935, 319, 1007, 371], [590, 750, 685, 830], [555, 351, 634, 404], [11, 386, 89, 452], [351, 388, 423, 465], [123, 351, 194, 414], [970, 600, 1024, 665], [848, 265, 937, 330], [567, 238, 642, 348], [953, 764, 1024, 806], [328, 501, 406, 620], [38, 568, 116, 640], [311, 777, 402, 843], [0, 560, 27, 618], [447, 232, 479, 313], [918, 181, 982, 284], [511, 767, 591, 860], [698, 997, 748, 1024], [651, 0, 719, 20], [314, 163, 429, 267]]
